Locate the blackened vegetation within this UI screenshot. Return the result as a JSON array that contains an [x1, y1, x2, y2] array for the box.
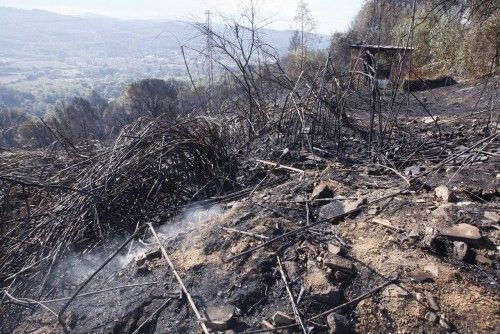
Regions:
[[404, 76, 457, 91], [1, 116, 235, 286], [1, 1, 499, 333]]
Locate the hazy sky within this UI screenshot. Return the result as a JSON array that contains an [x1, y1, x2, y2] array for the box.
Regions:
[[0, 0, 365, 34]]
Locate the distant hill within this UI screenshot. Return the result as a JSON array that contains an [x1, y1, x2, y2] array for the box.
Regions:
[[0, 7, 329, 115], [0, 7, 329, 61]]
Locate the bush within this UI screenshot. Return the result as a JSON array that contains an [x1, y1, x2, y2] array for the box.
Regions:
[[123, 78, 183, 119]]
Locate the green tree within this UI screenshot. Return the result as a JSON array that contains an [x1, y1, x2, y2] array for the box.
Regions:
[[294, 0, 317, 71]]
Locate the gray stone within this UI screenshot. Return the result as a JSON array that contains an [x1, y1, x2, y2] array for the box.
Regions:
[[319, 201, 345, 219], [484, 211, 500, 223], [439, 315, 450, 329], [205, 305, 236, 331], [343, 197, 366, 212], [271, 311, 294, 326], [453, 241, 468, 261], [424, 292, 440, 312], [435, 185, 456, 202], [311, 181, 335, 200], [475, 254, 492, 266], [440, 223, 481, 243], [425, 311, 438, 323], [405, 165, 425, 177], [408, 229, 420, 238], [319, 198, 365, 220], [304, 263, 342, 305], [327, 243, 342, 255], [432, 203, 455, 222], [283, 261, 299, 280], [408, 269, 434, 283], [326, 312, 351, 334], [424, 263, 440, 278], [323, 254, 354, 273], [421, 227, 439, 249]]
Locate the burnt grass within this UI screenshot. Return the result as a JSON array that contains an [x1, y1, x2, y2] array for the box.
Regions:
[[2, 76, 500, 334]]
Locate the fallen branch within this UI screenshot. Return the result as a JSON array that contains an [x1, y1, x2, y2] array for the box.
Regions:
[[148, 223, 210, 334], [374, 163, 410, 186], [277, 256, 307, 334], [41, 282, 158, 303], [256, 159, 305, 174], [131, 297, 173, 334], [3, 290, 58, 318], [221, 226, 269, 240]]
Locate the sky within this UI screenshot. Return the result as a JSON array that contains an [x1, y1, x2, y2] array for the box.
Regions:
[[0, 0, 366, 34]]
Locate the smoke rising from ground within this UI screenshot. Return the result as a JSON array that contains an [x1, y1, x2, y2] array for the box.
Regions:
[[53, 204, 223, 287]]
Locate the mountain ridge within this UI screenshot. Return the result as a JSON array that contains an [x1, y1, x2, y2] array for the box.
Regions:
[[0, 6, 329, 60]]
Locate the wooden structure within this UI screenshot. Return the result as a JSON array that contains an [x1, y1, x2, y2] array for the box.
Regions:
[[350, 44, 414, 87]]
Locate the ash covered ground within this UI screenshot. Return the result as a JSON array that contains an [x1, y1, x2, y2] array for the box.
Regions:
[[1, 77, 499, 334]]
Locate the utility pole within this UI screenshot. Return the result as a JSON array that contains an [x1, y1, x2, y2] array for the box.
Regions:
[[206, 10, 214, 112]]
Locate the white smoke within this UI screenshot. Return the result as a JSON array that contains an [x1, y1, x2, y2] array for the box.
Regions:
[[158, 204, 222, 241], [49, 204, 223, 286]]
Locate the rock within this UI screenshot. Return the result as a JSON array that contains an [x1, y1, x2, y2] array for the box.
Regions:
[[311, 181, 335, 200], [421, 227, 439, 249], [484, 211, 500, 223], [319, 201, 345, 219], [408, 269, 434, 283], [475, 254, 492, 266], [205, 305, 236, 331], [134, 252, 147, 266], [135, 264, 151, 276], [323, 254, 354, 273], [432, 203, 455, 222], [435, 185, 456, 202], [271, 311, 294, 326], [372, 218, 396, 230], [305, 153, 323, 162], [424, 291, 440, 311], [404, 165, 425, 177], [343, 197, 366, 212], [304, 263, 342, 305], [134, 247, 162, 266], [284, 261, 299, 280], [367, 207, 379, 215], [326, 313, 351, 334], [408, 229, 420, 238], [425, 311, 438, 323], [327, 243, 342, 255], [424, 263, 440, 278], [453, 241, 468, 261], [439, 315, 450, 329], [261, 320, 275, 330], [440, 223, 481, 244], [422, 116, 439, 124], [318, 197, 365, 219]]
